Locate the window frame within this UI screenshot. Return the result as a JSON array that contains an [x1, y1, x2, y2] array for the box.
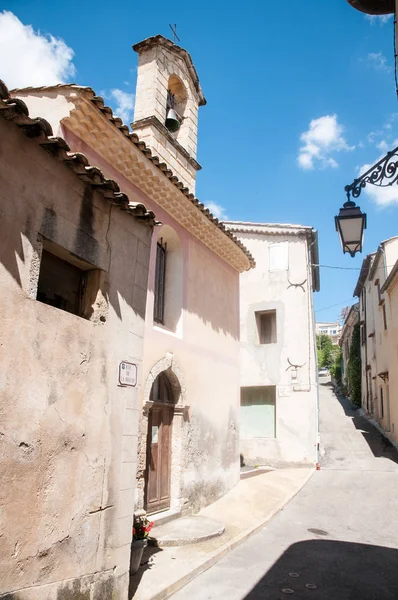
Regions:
[[382, 304, 388, 331], [154, 238, 167, 324], [256, 310, 277, 345], [35, 240, 101, 320]]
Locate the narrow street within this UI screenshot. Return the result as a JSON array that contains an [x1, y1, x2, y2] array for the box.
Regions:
[[170, 380, 398, 599]]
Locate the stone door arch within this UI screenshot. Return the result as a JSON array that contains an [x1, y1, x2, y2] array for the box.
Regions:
[[136, 354, 188, 513]]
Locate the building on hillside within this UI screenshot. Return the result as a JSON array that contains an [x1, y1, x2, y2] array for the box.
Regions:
[[0, 81, 156, 600], [339, 303, 359, 389], [354, 236, 398, 441], [315, 321, 342, 345], [224, 221, 320, 468], [14, 36, 254, 533]]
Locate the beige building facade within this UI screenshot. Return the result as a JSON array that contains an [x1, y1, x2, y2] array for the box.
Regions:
[[0, 81, 156, 600], [354, 237, 398, 444], [13, 34, 253, 547], [315, 321, 342, 345], [224, 222, 320, 468]]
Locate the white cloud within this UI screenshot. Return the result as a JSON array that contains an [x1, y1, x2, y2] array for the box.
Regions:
[[109, 89, 135, 123], [365, 13, 393, 25], [376, 139, 389, 152], [0, 11, 75, 88], [367, 51, 391, 72], [297, 114, 354, 170], [205, 201, 228, 220]]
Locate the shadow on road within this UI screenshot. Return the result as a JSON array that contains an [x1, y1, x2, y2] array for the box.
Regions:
[[128, 545, 163, 599], [243, 539, 398, 599], [324, 383, 398, 465]]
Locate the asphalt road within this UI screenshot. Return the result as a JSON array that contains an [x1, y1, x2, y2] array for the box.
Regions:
[[171, 380, 398, 599]]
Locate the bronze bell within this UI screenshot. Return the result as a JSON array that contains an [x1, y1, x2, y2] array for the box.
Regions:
[[165, 109, 180, 133]]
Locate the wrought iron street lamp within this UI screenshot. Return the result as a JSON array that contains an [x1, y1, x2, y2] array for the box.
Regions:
[[335, 197, 367, 257], [337, 145, 398, 256], [339, 0, 397, 256]]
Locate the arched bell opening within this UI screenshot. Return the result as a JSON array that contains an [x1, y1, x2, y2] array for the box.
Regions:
[[165, 74, 187, 136]]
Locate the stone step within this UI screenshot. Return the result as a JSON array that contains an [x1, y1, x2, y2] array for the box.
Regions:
[[150, 508, 182, 528], [150, 516, 225, 547]]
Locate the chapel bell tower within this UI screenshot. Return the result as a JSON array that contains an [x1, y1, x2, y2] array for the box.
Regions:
[[132, 35, 206, 193]]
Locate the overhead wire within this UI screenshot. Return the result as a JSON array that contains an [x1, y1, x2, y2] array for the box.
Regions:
[[311, 263, 397, 271], [315, 298, 356, 313]]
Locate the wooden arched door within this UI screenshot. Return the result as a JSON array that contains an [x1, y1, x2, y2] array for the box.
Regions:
[[145, 372, 174, 513]]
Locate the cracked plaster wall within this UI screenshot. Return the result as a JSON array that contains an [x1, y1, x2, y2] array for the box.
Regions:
[[0, 119, 153, 599]]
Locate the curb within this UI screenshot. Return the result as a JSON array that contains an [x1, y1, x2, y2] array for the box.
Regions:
[[146, 469, 315, 600]]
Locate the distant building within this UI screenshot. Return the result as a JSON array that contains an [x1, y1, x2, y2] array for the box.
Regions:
[[316, 321, 342, 345], [224, 221, 320, 468], [354, 236, 398, 444], [339, 303, 360, 389]]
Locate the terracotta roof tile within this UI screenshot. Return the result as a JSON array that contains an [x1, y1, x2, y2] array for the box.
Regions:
[[1, 80, 157, 226], [11, 83, 255, 269]]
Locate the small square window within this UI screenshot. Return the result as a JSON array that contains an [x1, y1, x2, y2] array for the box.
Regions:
[[36, 242, 98, 319], [256, 310, 277, 344], [37, 250, 85, 315]]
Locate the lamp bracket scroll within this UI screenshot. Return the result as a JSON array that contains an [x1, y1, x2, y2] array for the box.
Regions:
[[345, 145, 398, 201]]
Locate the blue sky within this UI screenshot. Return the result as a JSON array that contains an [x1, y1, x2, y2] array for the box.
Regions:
[[1, 1, 397, 321]]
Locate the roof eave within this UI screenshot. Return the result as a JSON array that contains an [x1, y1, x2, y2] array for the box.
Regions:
[[12, 84, 253, 271], [381, 259, 398, 293], [353, 254, 373, 297]]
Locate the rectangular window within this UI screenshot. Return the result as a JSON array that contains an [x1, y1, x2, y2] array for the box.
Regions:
[[360, 323, 366, 345], [154, 240, 166, 324], [375, 280, 382, 304], [37, 249, 86, 317], [382, 304, 387, 331], [380, 387, 384, 420], [240, 386, 276, 438], [269, 242, 289, 271], [256, 310, 277, 344]]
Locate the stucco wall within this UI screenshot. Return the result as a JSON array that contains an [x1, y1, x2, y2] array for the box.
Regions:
[[234, 229, 318, 467], [39, 121, 241, 513], [15, 89, 245, 516], [0, 120, 152, 599], [138, 205, 241, 511]]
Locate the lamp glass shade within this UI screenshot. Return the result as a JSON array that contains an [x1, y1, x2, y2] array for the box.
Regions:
[[335, 203, 367, 257]]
